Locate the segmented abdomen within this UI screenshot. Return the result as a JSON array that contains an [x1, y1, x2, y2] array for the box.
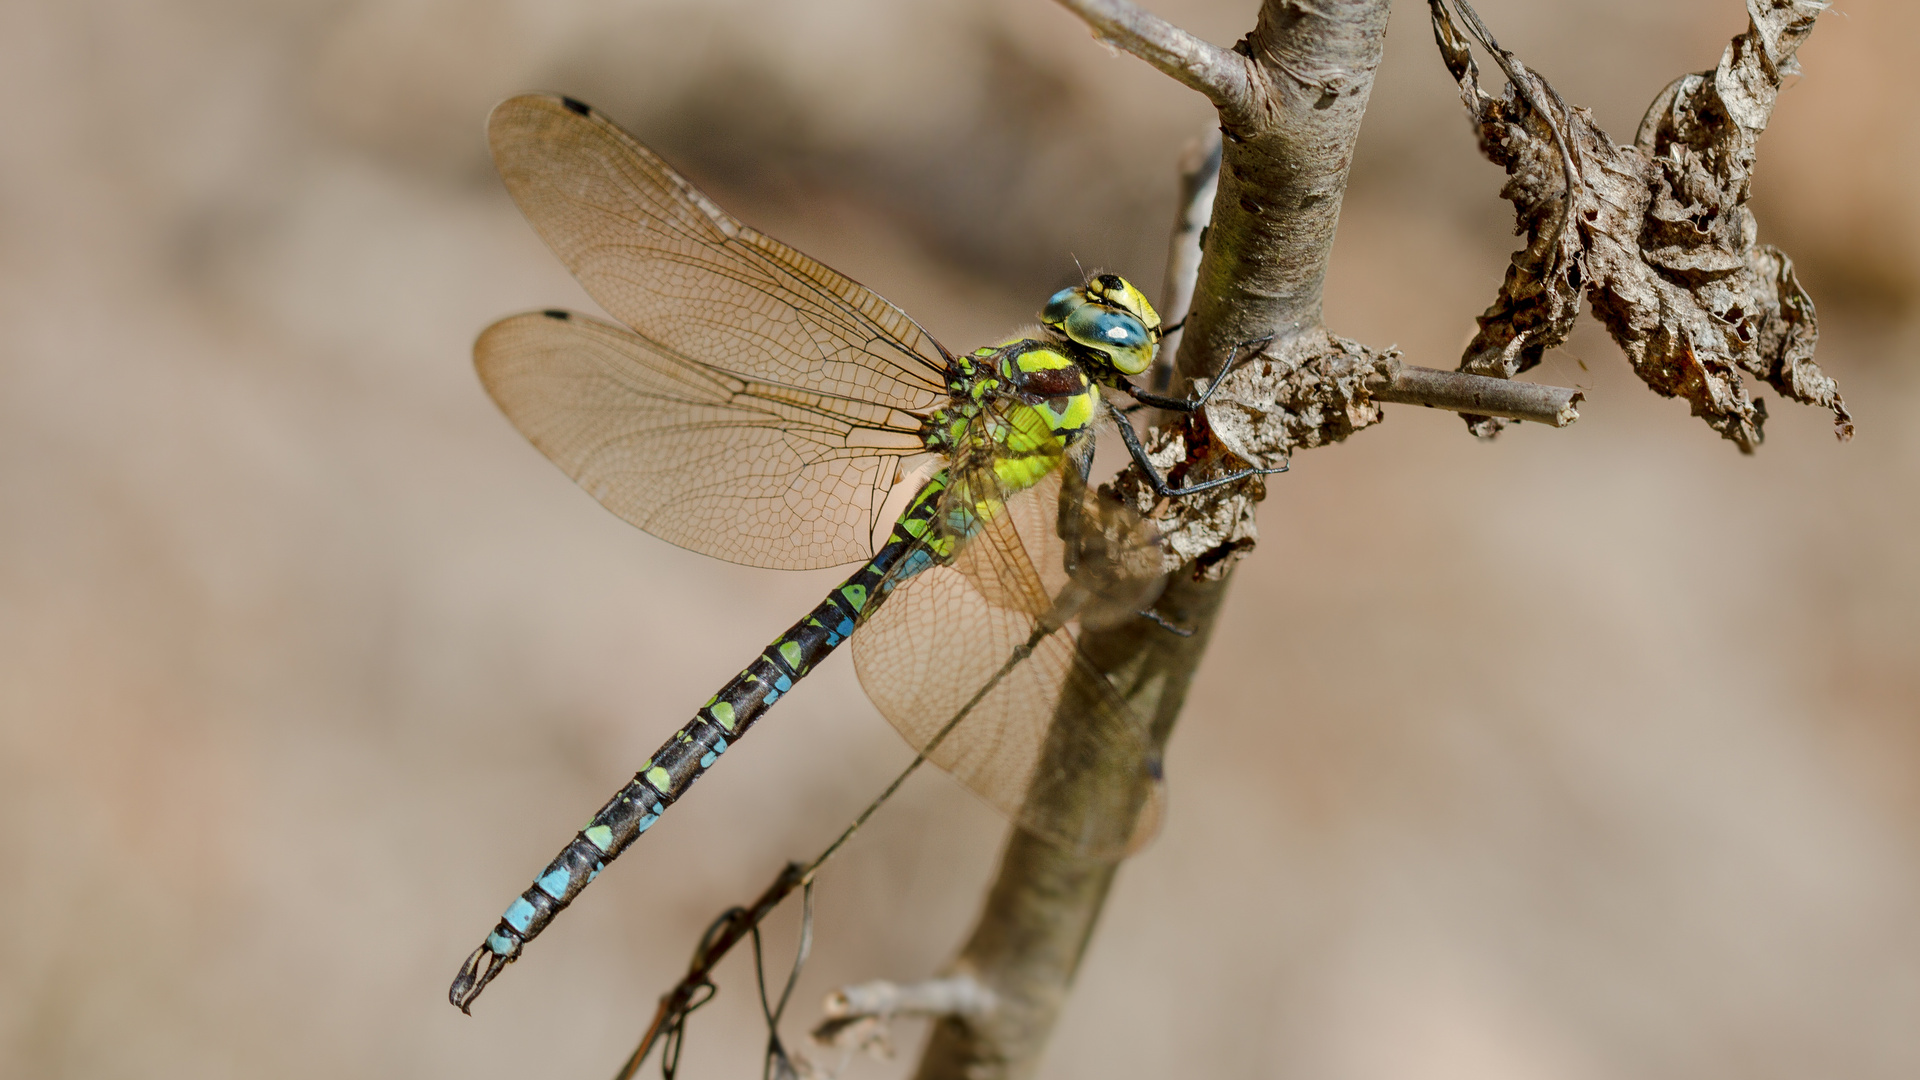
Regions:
[[455, 473, 950, 995]]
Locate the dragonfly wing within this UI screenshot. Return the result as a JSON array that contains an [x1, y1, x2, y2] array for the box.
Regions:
[[851, 467, 1165, 859], [487, 94, 950, 415], [477, 309, 926, 569]]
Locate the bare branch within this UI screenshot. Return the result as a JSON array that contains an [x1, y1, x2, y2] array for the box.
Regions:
[[810, 976, 998, 1066], [917, 7, 1395, 1079], [917, 2, 1838, 1077], [1373, 363, 1582, 427], [612, 863, 807, 1080], [914, 572, 1234, 1080], [1150, 135, 1222, 394], [1052, 0, 1253, 114], [825, 975, 998, 1022]]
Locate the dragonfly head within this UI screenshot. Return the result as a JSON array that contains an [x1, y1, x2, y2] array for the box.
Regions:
[[1039, 274, 1162, 377]]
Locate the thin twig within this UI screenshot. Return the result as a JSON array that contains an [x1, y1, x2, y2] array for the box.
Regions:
[[614, 865, 806, 1080], [1152, 135, 1222, 394], [1439, 0, 1579, 260], [614, 627, 1051, 1078], [822, 975, 999, 1022], [809, 975, 998, 1065], [1051, 0, 1253, 114], [1373, 364, 1582, 427]]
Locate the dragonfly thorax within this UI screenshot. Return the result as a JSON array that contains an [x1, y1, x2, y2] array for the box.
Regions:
[[924, 340, 1101, 496], [997, 341, 1099, 437], [920, 275, 1163, 497], [931, 341, 1098, 438]]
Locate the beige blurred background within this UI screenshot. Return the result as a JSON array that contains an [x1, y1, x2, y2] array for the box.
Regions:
[[3, 1, 1915, 1077]]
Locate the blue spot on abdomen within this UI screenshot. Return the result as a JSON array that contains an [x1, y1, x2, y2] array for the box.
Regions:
[[503, 897, 536, 933], [536, 868, 571, 900]]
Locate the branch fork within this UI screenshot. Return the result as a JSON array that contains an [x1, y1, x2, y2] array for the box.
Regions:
[[809, 975, 999, 1065]]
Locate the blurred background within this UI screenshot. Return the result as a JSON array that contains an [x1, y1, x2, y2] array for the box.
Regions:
[[3, 0, 1915, 1077]]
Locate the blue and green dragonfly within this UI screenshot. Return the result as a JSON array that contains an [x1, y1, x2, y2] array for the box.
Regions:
[[450, 94, 1277, 1011]]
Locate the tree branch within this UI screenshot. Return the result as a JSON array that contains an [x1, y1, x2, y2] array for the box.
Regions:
[[914, 4, 1395, 1078], [913, 571, 1233, 1080], [1052, 0, 1254, 115], [1150, 136, 1221, 394], [1374, 363, 1583, 427]]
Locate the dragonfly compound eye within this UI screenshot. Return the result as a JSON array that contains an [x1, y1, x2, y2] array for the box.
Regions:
[[1063, 305, 1155, 375], [1088, 275, 1161, 333], [1040, 286, 1086, 329]]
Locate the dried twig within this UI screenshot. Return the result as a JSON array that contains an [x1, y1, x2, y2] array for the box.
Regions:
[[613, 864, 806, 1080], [1374, 362, 1582, 427], [1150, 136, 1221, 393], [810, 975, 999, 1057], [1054, 0, 1254, 114]]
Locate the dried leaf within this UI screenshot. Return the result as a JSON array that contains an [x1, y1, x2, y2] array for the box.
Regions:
[[1431, 0, 1850, 450]]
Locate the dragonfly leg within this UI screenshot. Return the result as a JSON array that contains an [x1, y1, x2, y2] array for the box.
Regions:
[[1125, 334, 1276, 413], [1137, 608, 1195, 637], [1054, 438, 1099, 581], [1108, 397, 1289, 499]]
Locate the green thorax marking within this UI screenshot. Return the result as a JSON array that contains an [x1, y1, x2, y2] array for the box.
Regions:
[[925, 341, 1098, 494], [910, 274, 1159, 535]]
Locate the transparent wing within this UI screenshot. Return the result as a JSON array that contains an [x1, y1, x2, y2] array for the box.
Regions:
[[852, 460, 1166, 859], [476, 309, 929, 570], [487, 94, 950, 414]]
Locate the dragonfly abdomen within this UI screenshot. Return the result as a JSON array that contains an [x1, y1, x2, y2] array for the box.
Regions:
[[451, 474, 952, 1010]]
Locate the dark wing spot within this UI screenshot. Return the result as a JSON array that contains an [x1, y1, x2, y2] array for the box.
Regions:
[[542, 309, 571, 321], [561, 96, 591, 116]]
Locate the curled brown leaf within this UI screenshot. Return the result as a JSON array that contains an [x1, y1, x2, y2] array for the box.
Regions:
[[1431, 0, 1849, 450]]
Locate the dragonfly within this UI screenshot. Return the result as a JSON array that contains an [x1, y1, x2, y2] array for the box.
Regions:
[[449, 94, 1279, 1012]]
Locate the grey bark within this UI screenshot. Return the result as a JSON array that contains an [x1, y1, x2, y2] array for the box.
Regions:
[[913, 3, 1394, 1078]]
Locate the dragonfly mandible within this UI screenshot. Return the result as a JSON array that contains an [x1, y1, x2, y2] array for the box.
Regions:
[[450, 94, 1279, 1011]]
